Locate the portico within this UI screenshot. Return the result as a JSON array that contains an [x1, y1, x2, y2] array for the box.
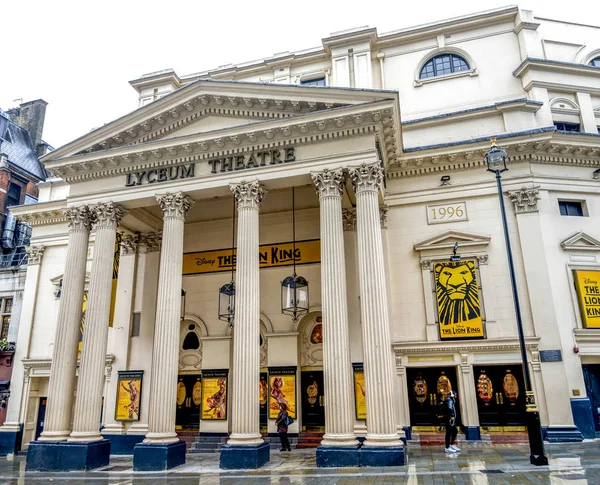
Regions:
[[13, 80, 404, 471]]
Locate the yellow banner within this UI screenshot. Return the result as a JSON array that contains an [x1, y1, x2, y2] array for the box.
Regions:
[[182, 239, 320, 275], [201, 371, 228, 420], [269, 369, 297, 419], [574, 270, 600, 328], [353, 365, 366, 420], [434, 260, 484, 339], [109, 233, 121, 327]]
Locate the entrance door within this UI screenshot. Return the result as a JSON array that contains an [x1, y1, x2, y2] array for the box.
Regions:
[[301, 370, 325, 429], [175, 375, 202, 430], [582, 365, 600, 432], [35, 397, 47, 441], [406, 367, 459, 428], [474, 365, 526, 430]]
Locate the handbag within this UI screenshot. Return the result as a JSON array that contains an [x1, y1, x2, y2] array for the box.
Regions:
[[284, 415, 294, 426]]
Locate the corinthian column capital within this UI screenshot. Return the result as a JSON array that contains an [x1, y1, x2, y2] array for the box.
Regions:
[[312, 168, 345, 199], [26, 245, 45, 265], [230, 181, 267, 209], [64, 206, 94, 231], [120, 234, 139, 256], [349, 162, 384, 194], [508, 186, 540, 214], [91, 202, 126, 229], [156, 192, 194, 219], [342, 208, 356, 231]]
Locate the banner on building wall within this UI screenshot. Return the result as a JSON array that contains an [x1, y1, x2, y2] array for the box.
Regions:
[[434, 260, 484, 340], [353, 363, 366, 420], [574, 270, 600, 328], [268, 367, 296, 419], [201, 370, 228, 420], [78, 292, 88, 358], [182, 239, 320, 275], [109, 232, 122, 327], [115, 370, 143, 421]]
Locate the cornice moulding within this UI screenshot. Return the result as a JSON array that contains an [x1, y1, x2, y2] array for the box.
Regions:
[[392, 337, 540, 354]]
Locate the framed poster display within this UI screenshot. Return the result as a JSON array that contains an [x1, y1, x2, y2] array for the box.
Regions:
[[573, 270, 600, 328], [201, 370, 228, 420], [434, 260, 484, 339], [268, 367, 297, 419], [115, 370, 143, 421], [353, 363, 366, 420]]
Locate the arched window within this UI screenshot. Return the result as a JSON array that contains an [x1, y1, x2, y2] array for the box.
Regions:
[[420, 54, 470, 79], [589, 57, 600, 68]]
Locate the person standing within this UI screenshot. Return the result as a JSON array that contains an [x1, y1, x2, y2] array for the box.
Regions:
[[443, 390, 460, 453], [275, 402, 292, 452]]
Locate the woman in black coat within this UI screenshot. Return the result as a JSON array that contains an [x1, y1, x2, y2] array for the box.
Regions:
[[275, 402, 292, 452]]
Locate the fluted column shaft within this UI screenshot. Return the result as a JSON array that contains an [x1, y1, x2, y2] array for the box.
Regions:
[[69, 203, 125, 442], [350, 163, 401, 448], [144, 192, 193, 444], [39, 207, 93, 442], [312, 169, 358, 447], [228, 181, 266, 446]]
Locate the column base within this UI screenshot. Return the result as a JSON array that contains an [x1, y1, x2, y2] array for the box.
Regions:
[[360, 445, 406, 467], [463, 426, 481, 440], [316, 445, 360, 467], [0, 425, 22, 455], [133, 440, 186, 471], [25, 439, 111, 471], [544, 425, 584, 443], [102, 433, 145, 455], [219, 442, 270, 469]]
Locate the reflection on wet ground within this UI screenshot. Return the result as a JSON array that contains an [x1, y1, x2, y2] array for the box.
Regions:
[[1, 442, 600, 484]]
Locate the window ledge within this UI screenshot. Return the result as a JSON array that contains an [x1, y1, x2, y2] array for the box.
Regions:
[[414, 68, 478, 87]]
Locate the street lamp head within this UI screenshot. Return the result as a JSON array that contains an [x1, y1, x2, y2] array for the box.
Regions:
[[484, 138, 508, 173]]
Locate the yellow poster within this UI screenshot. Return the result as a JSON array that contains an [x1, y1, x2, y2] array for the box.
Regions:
[[78, 292, 88, 357], [269, 368, 296, 419], [201, 370, 227, 420], [115, 371, 143, 421], [574, 270, 600, 328], [434, 260, 484, 339], [182, 239, 320, 275], [109, 232, 121, 327], [353, 364, 366, 420]]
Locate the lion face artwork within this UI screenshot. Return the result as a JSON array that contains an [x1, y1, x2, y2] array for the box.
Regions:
[[434, 260, 484, 339]]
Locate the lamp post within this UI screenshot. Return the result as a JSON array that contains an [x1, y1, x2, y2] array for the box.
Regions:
[[484, 138, 548, 466]]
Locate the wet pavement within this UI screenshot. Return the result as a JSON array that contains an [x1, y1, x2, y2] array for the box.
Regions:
[[1, 442, 600, 484]]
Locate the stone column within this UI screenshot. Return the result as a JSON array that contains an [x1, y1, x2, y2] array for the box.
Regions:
[[69, 203, 125, 442], [227, 181, 266, 446], [349, 163, 401, 448], [312, 169, 358, 448], [144, 193, 193, 444], [39, 206, 93, 442], [102, 234, 138, 436]]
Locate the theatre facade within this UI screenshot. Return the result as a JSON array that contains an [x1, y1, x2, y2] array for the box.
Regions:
[[2, 5, 600, 471]]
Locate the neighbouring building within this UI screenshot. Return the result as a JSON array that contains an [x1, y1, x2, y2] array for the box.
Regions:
[[2, 5, 600, 471], [0, 101, 49, 428]]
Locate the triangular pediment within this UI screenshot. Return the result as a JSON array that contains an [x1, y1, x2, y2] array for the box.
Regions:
[[413, 230, 491, 252], [42, 79, 400, 163], [560, 232, 600, 252]]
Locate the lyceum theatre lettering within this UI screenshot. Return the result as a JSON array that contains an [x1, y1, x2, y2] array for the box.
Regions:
[[125, 163, 195, 187], [207, 147, 295, 174]]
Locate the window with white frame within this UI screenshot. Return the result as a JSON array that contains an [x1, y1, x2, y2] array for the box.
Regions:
[[589, 57, 600, 68], [419, 54, 469, 79], [0, 298, 12, 340]]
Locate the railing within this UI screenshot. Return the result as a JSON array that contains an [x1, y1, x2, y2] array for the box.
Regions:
[[0, 252, 27, 269]]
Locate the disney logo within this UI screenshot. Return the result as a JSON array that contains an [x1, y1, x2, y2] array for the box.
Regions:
[[196, 258, 215, 266]]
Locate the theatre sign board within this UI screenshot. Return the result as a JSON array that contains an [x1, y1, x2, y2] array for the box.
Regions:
[[182, 239, 320, 275], [125, 147, 297, 187]]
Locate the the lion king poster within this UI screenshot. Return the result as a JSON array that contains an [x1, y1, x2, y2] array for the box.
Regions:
[[434, 260, 484, 339], [268, 367, 296, 419], [201, 370, 228, 420], [115, 370, 143, 421]]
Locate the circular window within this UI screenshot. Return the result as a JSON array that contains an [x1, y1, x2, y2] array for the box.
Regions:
[[188, 324, 195, 331]]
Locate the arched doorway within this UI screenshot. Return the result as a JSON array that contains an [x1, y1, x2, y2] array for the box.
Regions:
[[298, 311, 325, 430], [176, 315, 207, 430]]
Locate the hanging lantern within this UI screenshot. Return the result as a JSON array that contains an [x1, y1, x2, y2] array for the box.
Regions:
[[180, 289, 187, 321], [281, 274, 309, 322], [218, 196, 236, 327], [281, 187, 309, 322], [218, 282, 235, 326]]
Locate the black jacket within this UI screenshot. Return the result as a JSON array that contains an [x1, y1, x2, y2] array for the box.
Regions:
[[442, 396, 456, 420]]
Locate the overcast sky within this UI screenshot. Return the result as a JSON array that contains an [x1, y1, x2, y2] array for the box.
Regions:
[[1, 0, 598, 149]]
